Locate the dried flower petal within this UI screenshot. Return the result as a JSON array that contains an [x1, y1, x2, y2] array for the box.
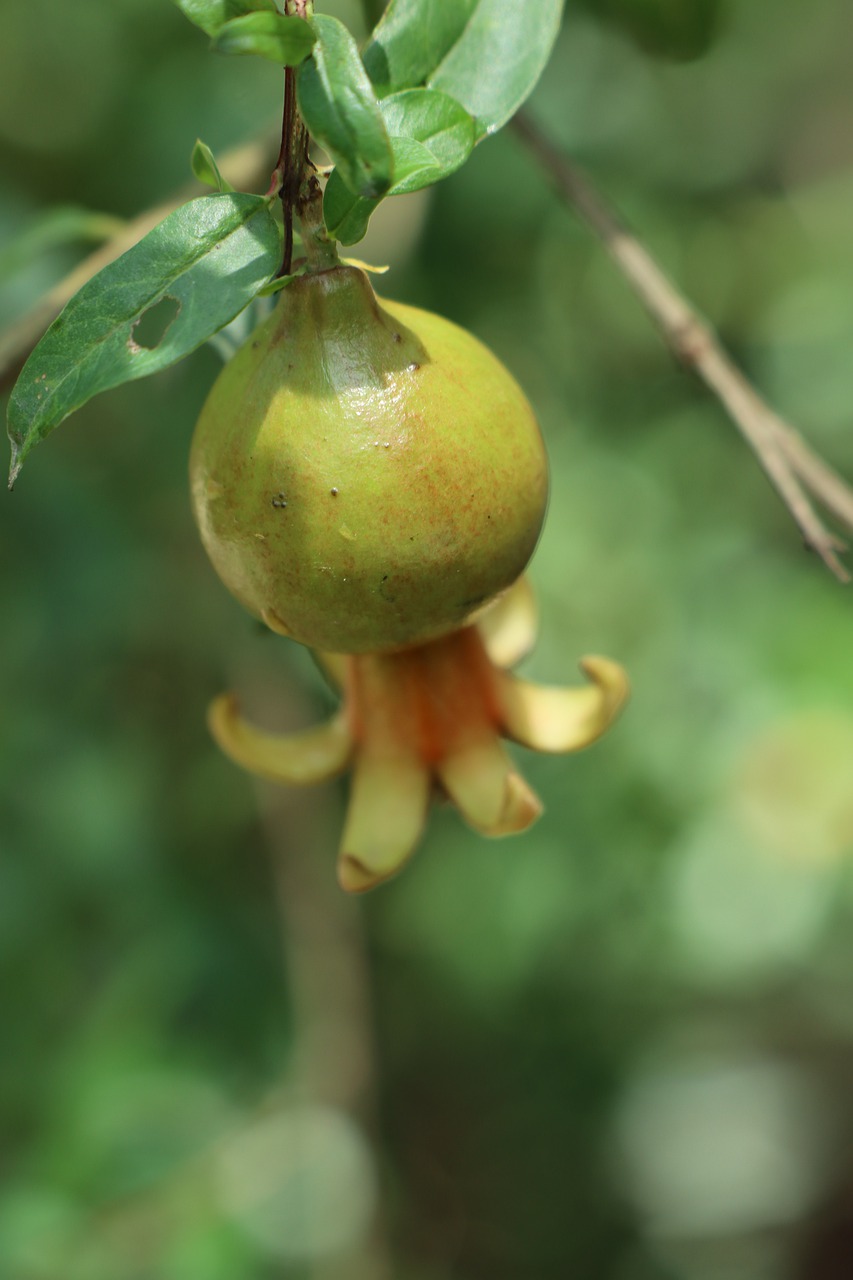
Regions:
[[478, 575, 538, 670], [489, 771, 544, 836], [338, 753, 430, 893], [496, 656, 629, 753], [438, 736, 532, 834], [206, 585, 628, 891], [208, 694, 352, 784]]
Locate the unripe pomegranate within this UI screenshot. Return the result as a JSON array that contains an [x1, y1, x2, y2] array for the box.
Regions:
[[190, 265, 548, 653]]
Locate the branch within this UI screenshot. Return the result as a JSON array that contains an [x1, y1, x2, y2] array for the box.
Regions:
[[0, 136, 275, 391], [512, 111, 853, 583]]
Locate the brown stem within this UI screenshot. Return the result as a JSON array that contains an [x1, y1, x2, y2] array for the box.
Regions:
[[278, 66, 304, 276], [512, 110, 853, 583], [271, 1, 314, 276]]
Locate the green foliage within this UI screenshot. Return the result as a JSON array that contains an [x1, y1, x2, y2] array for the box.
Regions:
[[171, 0, 278, 38], [429, 0, 565, 136], [6, 0, 564, 466], [364, 0, 565, 133], [211, 11, 316, 64], [8, 195, 280, 485], [5, 2, 853, 1277], [362, 0, 479, 95], [297, 14, 393, 199], [323, 87, 476, 242], [318, 0, 564, 239], [191, 140, 234, 192]]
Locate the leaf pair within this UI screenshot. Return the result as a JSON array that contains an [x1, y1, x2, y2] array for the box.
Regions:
[[323, 88, 476, 244], [178, 1, 565, 239], [365, 0, 565, 137], [317, 0, 565, 241]]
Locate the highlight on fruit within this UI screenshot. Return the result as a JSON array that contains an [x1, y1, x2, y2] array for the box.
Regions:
[[191, 260, 629, 891]]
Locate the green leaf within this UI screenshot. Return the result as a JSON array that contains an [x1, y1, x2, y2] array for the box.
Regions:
[[429, 0, 565, 136], [212, 11, 316, 65], [7, 194, 281, 486], [322, 89, 476, 246], [381, 88, 476, 183], [322, 174, 379, 246], [363, 0, 564, 135], [382, 136, 443, 195], [362, 0, 477, 95], [171, 0, 276, 38], [191, 139, 234, 192], [297, 14, 392, 199], [0, 207, 125, 285], [257, 273, 298, 297], [323, 139, 435, 243]]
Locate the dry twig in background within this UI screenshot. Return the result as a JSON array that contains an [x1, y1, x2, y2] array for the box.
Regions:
[[513, 110, 853, 583]]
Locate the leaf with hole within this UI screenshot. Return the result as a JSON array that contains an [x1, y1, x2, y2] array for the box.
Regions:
[[171, 0, 277, 38], [7, 193, 281, 486], [212, 11, 315, 65], [297, 14, 392, 199]]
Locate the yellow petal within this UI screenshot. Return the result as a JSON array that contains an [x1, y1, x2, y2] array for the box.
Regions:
[[477, 576, 538, 670], [341, 256, 390, 275], [437, 736, 509, 831], [489, 772, 543, 835], [208, 694, 352, 785], [496, 655, 629, 753], [338, 754, 430, 893]]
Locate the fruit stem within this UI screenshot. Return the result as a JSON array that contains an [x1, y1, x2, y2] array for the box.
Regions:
[[274, 0, 316, 276], [297, 180, 341, 272]]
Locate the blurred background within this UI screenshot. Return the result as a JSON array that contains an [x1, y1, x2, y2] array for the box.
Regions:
[[3, 1, 853, 1277]]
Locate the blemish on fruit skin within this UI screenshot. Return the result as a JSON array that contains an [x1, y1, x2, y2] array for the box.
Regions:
[[407, 362, 420, 373], [331, 487, 339, 496], [271, 492, 287, 509], [339, 524, 356, 541]]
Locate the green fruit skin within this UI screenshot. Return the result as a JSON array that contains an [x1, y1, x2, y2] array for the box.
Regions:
[[190, 266, 549, 654]]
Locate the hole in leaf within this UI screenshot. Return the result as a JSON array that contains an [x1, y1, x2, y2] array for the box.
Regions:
[[131, 295, 181, 351]]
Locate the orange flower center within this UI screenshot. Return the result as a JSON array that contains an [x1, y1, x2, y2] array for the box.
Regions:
[[344, 626, 500, 768]]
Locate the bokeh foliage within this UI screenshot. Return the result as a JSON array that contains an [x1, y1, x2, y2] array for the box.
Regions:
[[3, 1, 853, 1277]]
